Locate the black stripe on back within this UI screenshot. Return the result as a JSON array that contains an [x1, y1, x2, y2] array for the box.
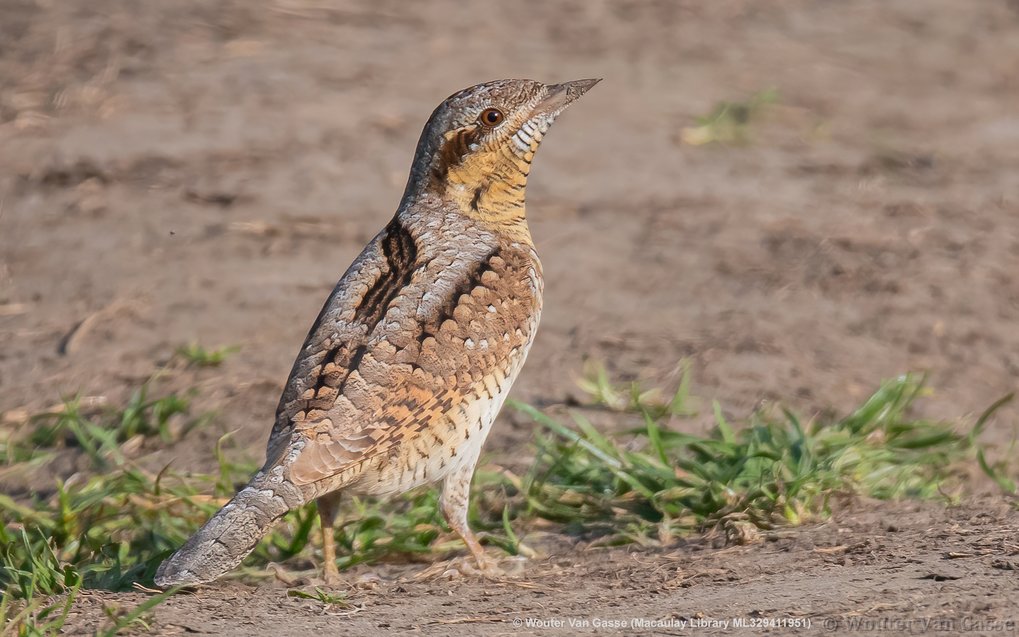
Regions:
[[292, 218, 419, 409], [354, 216, 419, 330]]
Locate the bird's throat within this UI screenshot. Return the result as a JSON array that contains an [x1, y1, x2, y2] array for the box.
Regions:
[[444, 145, 532, 241]]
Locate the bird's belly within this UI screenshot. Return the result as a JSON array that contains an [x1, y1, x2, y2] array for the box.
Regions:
[[350, 344, 530, 497]]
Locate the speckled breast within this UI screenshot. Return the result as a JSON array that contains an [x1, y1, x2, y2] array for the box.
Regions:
[[351, 240, 544, 496]]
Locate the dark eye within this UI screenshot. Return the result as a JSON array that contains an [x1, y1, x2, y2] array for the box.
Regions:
[[478, 108, 504, 127]]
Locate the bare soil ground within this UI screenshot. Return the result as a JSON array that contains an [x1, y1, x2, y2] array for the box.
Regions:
[[2, 0, 1018, 634]]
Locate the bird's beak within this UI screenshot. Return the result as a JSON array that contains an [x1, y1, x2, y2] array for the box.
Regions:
[[532, 78, 601, 120], [506, 78, 599, 163]]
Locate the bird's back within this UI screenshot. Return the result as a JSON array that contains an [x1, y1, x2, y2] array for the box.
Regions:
[[265, 206, 543, 500]]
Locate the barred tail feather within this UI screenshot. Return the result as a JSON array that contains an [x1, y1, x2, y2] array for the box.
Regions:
[[154, 472, 305, 587]]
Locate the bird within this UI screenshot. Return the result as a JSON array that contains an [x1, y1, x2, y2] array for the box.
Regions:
[[154, 78, 599, 587]]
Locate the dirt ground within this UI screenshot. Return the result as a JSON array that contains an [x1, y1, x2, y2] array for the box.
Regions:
[[61, 499, 1019, 636], [2, 0, 1019, 634]]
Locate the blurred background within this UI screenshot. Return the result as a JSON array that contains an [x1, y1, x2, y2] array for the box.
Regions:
[[2, 0, 1018, 469]]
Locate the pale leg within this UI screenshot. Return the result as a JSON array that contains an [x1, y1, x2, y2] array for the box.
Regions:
[[317, 492, 343, 584], [440, 460, 493, 573]]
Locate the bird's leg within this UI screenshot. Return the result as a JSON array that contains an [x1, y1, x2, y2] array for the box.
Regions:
[[440, 460, 496, 576], [316, 492, 343, 585]]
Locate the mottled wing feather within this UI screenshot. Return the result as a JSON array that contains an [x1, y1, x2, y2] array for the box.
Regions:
[[265, 216, 412, 466]]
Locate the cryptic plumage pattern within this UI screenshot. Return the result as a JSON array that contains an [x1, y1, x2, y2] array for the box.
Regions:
[[155, 78, 598, 587]]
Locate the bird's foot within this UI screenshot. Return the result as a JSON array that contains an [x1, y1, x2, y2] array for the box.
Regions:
[[414, 553, 512, 581], [322, 572, 344, 588], [317, 562, 345, 588]]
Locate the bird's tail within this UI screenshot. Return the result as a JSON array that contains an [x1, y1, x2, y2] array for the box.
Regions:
[[154, 470, 305, 587]]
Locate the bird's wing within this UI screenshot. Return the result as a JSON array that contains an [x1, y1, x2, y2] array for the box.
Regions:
[[265, 215, 540, 492], [264, 215, 413, 467]]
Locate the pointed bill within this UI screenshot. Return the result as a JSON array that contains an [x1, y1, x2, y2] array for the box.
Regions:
[[532, 78, 602, 120]]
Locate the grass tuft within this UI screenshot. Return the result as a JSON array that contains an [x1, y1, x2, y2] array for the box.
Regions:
[[513, 367, 994, 546], [174, 344, 239, 368], [286, 587, 349, 607], [680, 88, 779, 146], [3, 386, 206, 473]]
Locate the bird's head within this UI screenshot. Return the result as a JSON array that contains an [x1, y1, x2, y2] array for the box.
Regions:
[[401, 78, 599, 228]]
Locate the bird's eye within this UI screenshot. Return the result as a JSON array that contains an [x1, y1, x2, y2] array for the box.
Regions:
[[478, 108, 504, 127]]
